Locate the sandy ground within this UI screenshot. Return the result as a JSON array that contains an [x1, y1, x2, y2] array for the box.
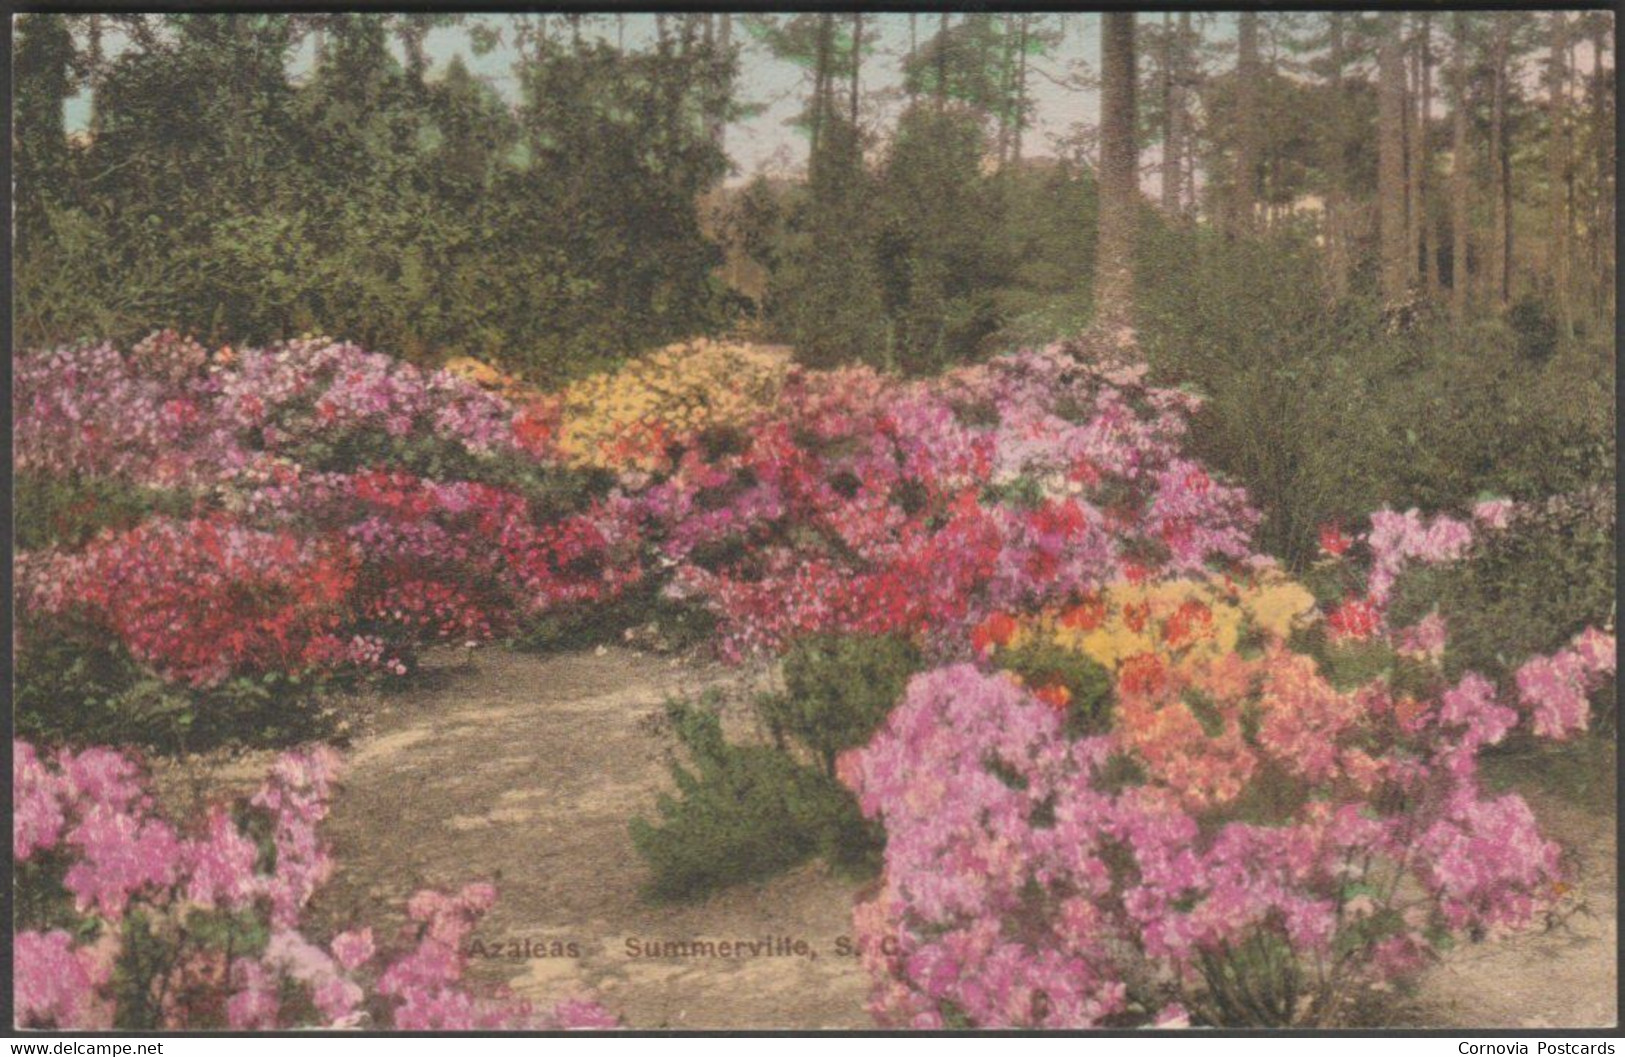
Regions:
[[154, 646, 1616, 1030], [308, 647, 873, 1030]]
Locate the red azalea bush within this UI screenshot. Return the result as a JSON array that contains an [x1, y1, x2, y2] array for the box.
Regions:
[[621, 342, 1257, 658]]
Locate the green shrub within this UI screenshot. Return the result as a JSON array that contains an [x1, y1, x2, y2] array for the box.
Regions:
[[994, 635, 1114, 737], [15, 474, 198, 552], [1135, 224, 1615, 569], [1389, 488, 1616, 727], [629, 696, 881, 902], [15, 610, 333, 752], [758, 632, 923, 776]]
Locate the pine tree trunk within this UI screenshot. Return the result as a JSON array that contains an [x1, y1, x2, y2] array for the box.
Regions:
[[812, 14, 833, 159], [936, 13, 950, 111], [1548, 12, 1572, 337], [1420, 16, 1438, 297], [1594, 21, 1615, 320], [1231, 13, 1261, 235], [1161, 13, 1183, 214], [1324, 13, 1350, 298], [1450, 12, 1472, 322], [1378, 14, 1411, 304], [1404, 19, 1422, 289], [1488, 22, 1511, 307], [1013, 15, 1030, 164], [1096, 13, 1138, 335], [850, 13, 863, 125]]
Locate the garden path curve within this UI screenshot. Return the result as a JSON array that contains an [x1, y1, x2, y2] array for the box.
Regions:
[[170, 646, 1616, 1030]]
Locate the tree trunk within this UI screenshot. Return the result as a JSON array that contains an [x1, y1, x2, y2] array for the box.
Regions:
[[1593, 19, 1615, 320], [812, 13, 833, 158], [908, 14, 918, 105], [1419, 15, 1438, 297], [1450, 12, 1472, 322], [1231, 12, 1261, 235], [850, 12, 862, 125], [1378, 14, 1411, 304], [1096, 13, 1138, 335], [1161, 13, 1183, 214], [1488, 21, 1511, 307], [1324, 12, 1350, 298], [1548, 12, 1572, 337], [1013, 15, 1030, 164], [936, 13, 950, 110], [1404, 18, 1422, 289]]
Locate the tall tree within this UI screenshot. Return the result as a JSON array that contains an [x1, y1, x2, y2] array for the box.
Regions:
[[1547, 12, 1573, 336], [1378, 14, 1411, 304], [1096, 13, 1137, 334], [1589, 15, 1614, 318], [1414, 15, 1437, 296], [1159, 13, 1184, 214], [1320, 12, 1353, 298], [1230, 13, 1262, 234], [1488, 17, 1513, 307], [1449, 12, 1472, 321], [849, 12, 862, 124]]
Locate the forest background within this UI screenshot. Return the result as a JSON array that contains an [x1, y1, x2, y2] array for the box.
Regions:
[[12, 10, 1616, 566]]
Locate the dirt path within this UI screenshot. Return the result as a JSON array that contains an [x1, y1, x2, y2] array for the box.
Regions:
[[159, 646, 1615, 1029], [310, 647, 874, 1030], [1390, 775, 1617, 1029]]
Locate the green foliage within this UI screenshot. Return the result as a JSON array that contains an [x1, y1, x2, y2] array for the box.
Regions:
[[1389, 489, 1616, 724], [14, 14, 736, 379], [1135, 223, 1616, 568], [15, 474, 199, 551], [15, 610, 333, 752], [630, 696, 881, 901], [512, 583, 717, 656], [995, 636, 1114, 737], [759, 632, 923, 775]]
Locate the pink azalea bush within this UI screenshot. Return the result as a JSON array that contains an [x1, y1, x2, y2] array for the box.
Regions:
[[837, 617, 1612, 1028], [834, 513, 1614, 1028], [14, 741, 617, 1031]]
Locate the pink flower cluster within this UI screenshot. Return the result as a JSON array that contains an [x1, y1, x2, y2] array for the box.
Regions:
[[1514, 627, 1617, 739], [625, 344, 1257, 658], [837, 626, 1587, 1027], [14, 741, 616, 1031]]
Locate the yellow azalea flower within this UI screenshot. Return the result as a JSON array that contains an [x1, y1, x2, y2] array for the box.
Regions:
[[1242, 578, 1318, 640], [552, 339, 789, 472]]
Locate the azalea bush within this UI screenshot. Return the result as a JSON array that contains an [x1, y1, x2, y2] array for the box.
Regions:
[[549, 338, 790, 474], [14, 741, 617, 1031], [13, 336, 646, 746], [1388, 489, 1615, 726], [834, 506, 1616, 1028], [623, 337, 1257, 659]]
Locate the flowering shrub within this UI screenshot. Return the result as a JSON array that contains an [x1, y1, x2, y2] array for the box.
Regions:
[[628, 343, 1258, 659], [18, 517, 359, 688], [838, 598, 1612, 1027], [14, 741, 617, 1031], [553, 339, 790, 473], [15, 336, 645, 728]]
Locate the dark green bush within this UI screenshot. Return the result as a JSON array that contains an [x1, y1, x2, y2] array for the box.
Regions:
[[994, 636, 1114, 737], [629, 697, 880, 901], [1388, 488, 1616, 726], [15, 474, 199, 551], [758, 632, 923, 776], [15, 610, 333, 752]]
